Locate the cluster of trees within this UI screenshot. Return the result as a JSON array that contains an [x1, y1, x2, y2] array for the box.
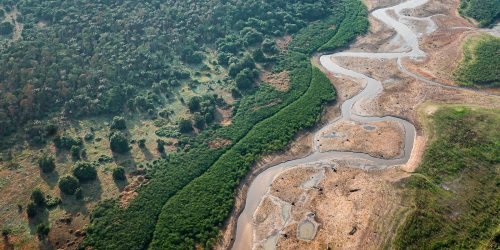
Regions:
[[83, 1, 368, 248], [58, 161, 97, 196], [0, 0, 335, 138], [459, 0, 500, 27]]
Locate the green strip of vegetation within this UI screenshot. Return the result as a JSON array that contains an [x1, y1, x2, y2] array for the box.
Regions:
[[454, 34, 500, 88], [83, 1, 367, 249], [151, 67, 334, 249], [459, 0, 499, 27], [394, 106, 500, 249]]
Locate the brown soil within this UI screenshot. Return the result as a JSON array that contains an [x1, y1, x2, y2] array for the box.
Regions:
[[276, 35, 292, 52], [260, 71, 290, 91], [208, 138, 233, 149], [318, 120, 404, 159], [253, 163, 410, 250]]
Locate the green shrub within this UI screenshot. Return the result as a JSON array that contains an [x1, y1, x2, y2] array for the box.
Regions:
[[178, 119, 193, 133], [58, 176, 80, 195], [72, 161, 97, 182], [38, 154, 56, 173], [111, 116, 127, 130], [109, 131, 130, 153]]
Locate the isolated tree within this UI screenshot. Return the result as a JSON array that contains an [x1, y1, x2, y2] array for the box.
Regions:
[[72, 161, 97, 182], [31, 188, 46, 207], [38, 154, 56, 173], [111, 116, 127, 130], [58, 176, 80, 195], [112, 167, 126, 181], [109, 131, 130, 153]]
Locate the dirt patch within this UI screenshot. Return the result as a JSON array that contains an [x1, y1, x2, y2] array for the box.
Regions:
[[208, 138, 232, 149], [119, 176, 149, 208], [253, 162, 409, 250], [318, 120, 405, 159], [260, 71, 290, 91], [276, 35, 292, 52], [215, 107, 233, 127]]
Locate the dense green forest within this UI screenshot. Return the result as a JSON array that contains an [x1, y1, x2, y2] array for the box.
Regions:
[[0, 0, 334, 139], [82, 0, 368, 249], [454, 34, 500, 88], [395, 107, 500, 249], [459, 0, 499, 27]]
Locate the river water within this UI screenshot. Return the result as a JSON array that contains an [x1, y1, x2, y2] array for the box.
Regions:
[[232, 0, 437, 249]]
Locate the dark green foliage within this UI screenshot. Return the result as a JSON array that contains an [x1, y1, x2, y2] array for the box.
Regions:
[[193, 114, 206, 130], [188, 97, 201, 112], [58, 176, 80, 195], [36, 224, 50, 240], [138, 138, 146, 148], [71, 145, 81, 160], [38, 154, 55, 173], [178, 119, 193, 133], [31, 188, 46, 207], [235, 68, 259, 90], [26, 202, 37, 218], [454, 35, 500, 87], [45, 196, 61, 208], [72, 161, 97, 182], [459, 0, 500, 27], [0, 21, 13, 35], [109, 132, 130, 154], [395, 107, 500, 249], [112, 167, 126, 181], [110, 116, 127, 130], [53, 135, 82, 150]]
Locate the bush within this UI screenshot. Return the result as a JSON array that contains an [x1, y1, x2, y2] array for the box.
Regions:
[[31, 188, 46, 207], [58, 176, 80, 195], [178, 119, 193, 133], [188, 97, 201, 112], [193, 114, 205, 130], [54, 135, 82, 150], [111, 116, 127, 130], [38, 154, 56, 173], [138, 138, 146, 148], [109, 132, 130, 153], [112, 167, 126, 181], [72, 161, 97, 182], [156, 139, 166, 153]]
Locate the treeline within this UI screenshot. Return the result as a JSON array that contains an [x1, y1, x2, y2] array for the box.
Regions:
[[459, 0, 499, 27], [0, 0, 333, 137], [394, 107, 500, 249], [454, 35, 499, 87], [83, 0, 368, 249], [150, 67, 334, 249]]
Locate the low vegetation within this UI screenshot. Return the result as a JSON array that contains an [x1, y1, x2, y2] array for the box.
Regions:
[[459, 0, 499, 27], [395, 106, 500, 249], [454, 34, 500, 88]]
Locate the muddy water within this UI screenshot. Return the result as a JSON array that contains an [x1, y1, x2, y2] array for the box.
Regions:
[[232, 0, 436, 249]]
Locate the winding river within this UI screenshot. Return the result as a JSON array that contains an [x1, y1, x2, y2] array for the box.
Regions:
[[232, 0, 448, 249]]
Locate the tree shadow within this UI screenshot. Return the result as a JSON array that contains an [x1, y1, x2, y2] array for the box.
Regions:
[[2, 235, 14, 250], [139, 146, 154, 161], [114, 178, 129, 192], [40, 170, 60, 189], [60, 177, 102, 217], [27, 208, 49, 235]]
